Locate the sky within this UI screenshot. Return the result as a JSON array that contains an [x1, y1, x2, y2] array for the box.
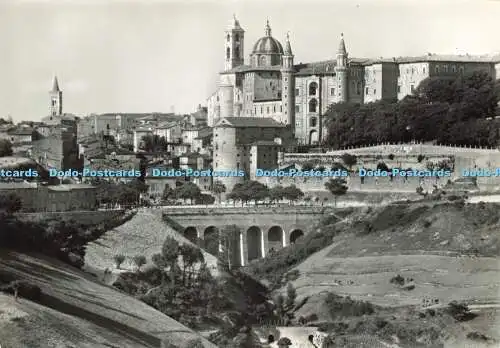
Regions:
[[0, 0, 499, 122]]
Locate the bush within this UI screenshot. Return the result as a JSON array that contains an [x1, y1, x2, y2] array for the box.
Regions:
[[390, 274, 405, 286], [324, 293, 375, 319], [447, 301, 477, 321], [466, 331, 489, 341], [114, 254, 125, 269], [417, 154, 425, 163], [133, 255, 147, 270], [388, 154, 395, 160]]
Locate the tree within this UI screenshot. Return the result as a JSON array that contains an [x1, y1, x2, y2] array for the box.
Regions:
[[133, 255, 147, 271], [285, 283, 297, 309], [212, 180, 226, 203], [325, 178, 348, 207], [282, 185, 304, 205], [0, 193, 22, 215], [0, 139, 13, 157], [301, 161, 315, 171], [269, 185, 285, 204], [245, 180, 269, 205], [162, 184, 174, 201], [277, 337, 292, 347], [219, 224, 241, 270], [113, 254, 125, 269], [340, 153, 357, 170], [174, 182, 201, 204]]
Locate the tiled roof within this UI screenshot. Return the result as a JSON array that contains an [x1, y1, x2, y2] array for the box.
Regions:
[[0, 157, 37, 168], [395, 54, 499, 64], [250, 140, 282, 146], [7, 128, 35, 136], [215, 117, 287, 128], [196, 127, 212, 138], [221, 65, 282, 74]]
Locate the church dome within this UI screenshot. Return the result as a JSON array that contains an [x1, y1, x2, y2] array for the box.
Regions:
[[252, 36, 284, 55], [251, 20, 284, 55]]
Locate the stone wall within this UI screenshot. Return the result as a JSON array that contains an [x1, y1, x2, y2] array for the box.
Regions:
[[16, 210, 125, 226]]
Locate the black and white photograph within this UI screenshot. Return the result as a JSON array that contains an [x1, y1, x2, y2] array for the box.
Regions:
[[0, 0, 499, 347]]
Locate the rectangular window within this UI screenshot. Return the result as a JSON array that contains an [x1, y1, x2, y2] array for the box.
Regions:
[[295, 105, 300, 113], [410, 85, 415, 93], [397, 85, 401, 93], [267, 107, 270, 114], [295, 88, 299, 96], [365, 87, 369, 95], [330, 88, 335, 96], [373, 89, 376, 95]]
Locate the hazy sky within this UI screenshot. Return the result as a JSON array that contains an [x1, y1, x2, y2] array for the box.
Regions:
[[0, 0, 499, 121]]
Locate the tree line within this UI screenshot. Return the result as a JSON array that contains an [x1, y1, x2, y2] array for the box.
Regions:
[[324, 71, 500, 148]]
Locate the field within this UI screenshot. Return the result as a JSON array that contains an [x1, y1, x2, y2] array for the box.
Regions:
[[0, 250, 217, 348], [270, 202, 500, 347], [83, 208, 219, 283]]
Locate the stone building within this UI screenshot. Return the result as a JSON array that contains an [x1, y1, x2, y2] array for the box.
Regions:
[[0, 182, 98, 212], [207, 16, 500, 146], [213, 116, 293, 192]]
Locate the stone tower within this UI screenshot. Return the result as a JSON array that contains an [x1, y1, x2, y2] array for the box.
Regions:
[[49, 76, 63, 117], [281, 32, 295, 131], [334, 33, 348, 103], [224, 15, 245, 71]]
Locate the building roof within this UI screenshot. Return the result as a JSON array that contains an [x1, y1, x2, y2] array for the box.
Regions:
[[214, 117, 287, 128], [156, 121, 179, 129], [0, 157, 37, 168], [195, 127, 212, 139], [52, 76, 60, 92], [250, 140, 283, 146], [0, 182, 38, 190], [394, 53, 499, 64], [48, 184, 96, 191], [7, 127, 35, 136]]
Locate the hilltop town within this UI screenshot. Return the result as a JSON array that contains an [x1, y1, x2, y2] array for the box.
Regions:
[[0, 12, 500, 348]]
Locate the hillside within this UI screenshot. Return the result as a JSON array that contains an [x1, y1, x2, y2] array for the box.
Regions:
[[0, 249, 217, 348], [252, 201, 500, 347], [84, 208, 219, 282]]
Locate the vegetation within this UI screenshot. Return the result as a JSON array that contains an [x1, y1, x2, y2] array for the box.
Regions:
[[113, 234, 272, 342], [212, 180, 226, 203], [227, 181, 304, 206], [93, 179, 148, 207], [324, 71, 500, 148], [324, 292, 375, 319], [0, 139, 13, 157], [324, 178, 348, 206], [133, 255, 147, 271]]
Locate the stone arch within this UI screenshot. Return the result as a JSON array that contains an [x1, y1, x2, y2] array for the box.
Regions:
[[246, 226, 262, 261], [309, 130, 318, 145], [290, 229, 304, 244], [183, 226, 198, 244], [268, 226, 284, 251], [203, 226, 219, 255]]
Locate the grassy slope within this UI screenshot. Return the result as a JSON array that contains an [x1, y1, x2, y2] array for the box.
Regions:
[[0, 250, 217, 348], [84, 209, 219, 282], [272, 202, 500, 346]]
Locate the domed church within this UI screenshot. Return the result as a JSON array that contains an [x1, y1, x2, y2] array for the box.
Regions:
[[207, 15, 359, 146]]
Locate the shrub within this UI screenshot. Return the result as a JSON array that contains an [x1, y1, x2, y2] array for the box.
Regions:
[[417, 154, 425, 163], [324, 293, 375, 318], [390, 274, 405, 286], [388, 154, 395, 160], [114, 254, 125, 269], [466, 331, 489, 341], [133, 255, 147, 270], [447, 301, 477, 321]]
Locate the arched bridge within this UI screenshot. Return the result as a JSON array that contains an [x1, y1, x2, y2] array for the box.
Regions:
[[162, 206, 334, 266]]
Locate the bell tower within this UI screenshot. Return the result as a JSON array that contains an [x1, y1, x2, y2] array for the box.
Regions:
[[224, 15, 245, 71], [49, 76, 63, 117]]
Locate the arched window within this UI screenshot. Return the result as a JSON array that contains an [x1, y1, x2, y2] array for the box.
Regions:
[[309, 98, 317, 113], [226, 34, 230, 42], [309, 82, 318, 95], [260, 56, 266, 65], [356, 82, 362, 95], [226, 47, 230, 59], [235, 47, 240, 58], [235, 34, 239, 42], [309, 117, 317, 127]]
